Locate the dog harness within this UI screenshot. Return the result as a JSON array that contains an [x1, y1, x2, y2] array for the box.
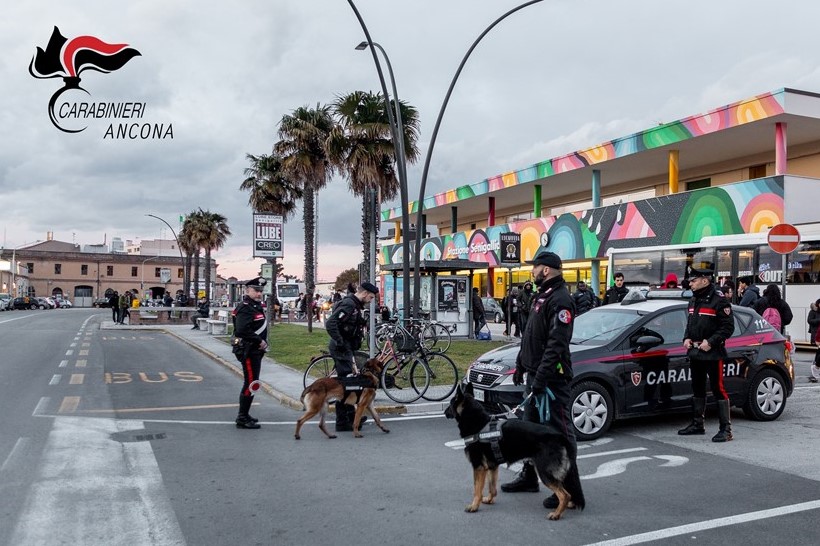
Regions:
[[462, 417, 506, 465]]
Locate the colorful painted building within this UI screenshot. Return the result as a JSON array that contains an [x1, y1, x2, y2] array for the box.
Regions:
[[380, 88, 820, 310]]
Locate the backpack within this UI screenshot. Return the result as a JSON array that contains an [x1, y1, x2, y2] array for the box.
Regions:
[[762, 306, 782, 331]]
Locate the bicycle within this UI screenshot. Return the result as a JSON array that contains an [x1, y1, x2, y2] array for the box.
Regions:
[[378, 333, 459, 403], [302, 350, 369, 389]]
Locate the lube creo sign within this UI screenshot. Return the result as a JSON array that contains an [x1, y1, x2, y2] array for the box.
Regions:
[[445, 240, 500, 259], [29, 26, 172, 139]]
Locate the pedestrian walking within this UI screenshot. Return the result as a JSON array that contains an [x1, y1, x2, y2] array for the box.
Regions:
[[807, 299, 820, 348], [603, 272, 629, 305], [118, 290, 131, 324], [325, 282, 379, 432], [753, 284, 793, 334], [502, 249, 585, 512], [231, 277, 269, 429], [471, 287, 485, 337], [109, 291, 120, 324], [502, 287, 520, 337], [518, 281, 534, 331], [678, 264, 735, 442]]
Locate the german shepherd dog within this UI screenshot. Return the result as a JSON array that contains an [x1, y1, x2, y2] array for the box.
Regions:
[[444, 383, 585, 520], [294, 357, 390, 440]]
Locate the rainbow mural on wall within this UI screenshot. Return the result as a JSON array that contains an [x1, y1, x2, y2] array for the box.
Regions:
[[379, 178, 784, 267], [382, 90, 786, 222]]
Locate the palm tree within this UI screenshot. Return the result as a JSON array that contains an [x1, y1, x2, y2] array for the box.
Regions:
[[274, 104, 336, 332], [241, 152, 302, 323], [182, 210, 207, 303], [328, 91, 420, 279], [195, 209, 231, 302], [178, 218, 197, 303]]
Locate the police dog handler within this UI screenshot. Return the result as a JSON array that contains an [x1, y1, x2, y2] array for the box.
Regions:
[[679, 264, 735, 442], [503, 249, 585, 512], [232, 277, 269, 429], [325, 282, 379, 432]]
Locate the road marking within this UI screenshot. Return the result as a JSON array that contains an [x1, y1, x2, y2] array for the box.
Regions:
[[8, 417, 185, 545], [583, 499, 820, 546], [65, 349, 73, 356], [59, 397, 80, 413], [69, 374, 85, 385], [49, 375, 61, 386], [579, 447, 648, 459], [70, 342, 77, 347], [1, 437, 30, 473], [79, 350, 89, 356], [33, 397, 50, 416], [0, 315, 38, 324], [78, 403, 244, 414], [82, 342, 90, 347], [58, 360, 68, 368], [76, 360, 87, 368]]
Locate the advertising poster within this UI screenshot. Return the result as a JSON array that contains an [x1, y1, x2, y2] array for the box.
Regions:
[[437, 278, 458, 312]]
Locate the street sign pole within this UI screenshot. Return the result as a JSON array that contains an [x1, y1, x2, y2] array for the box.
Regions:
[[767, 223, 801, 303]]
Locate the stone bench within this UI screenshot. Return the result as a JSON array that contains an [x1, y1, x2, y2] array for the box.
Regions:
[[207, 310, 230, 335]]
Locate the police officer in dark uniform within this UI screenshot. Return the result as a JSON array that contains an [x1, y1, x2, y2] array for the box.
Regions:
[[502, 250, 585, 512], [325, 281, 378, 432], [232, 277, 269, 429], [679, 263, 735, 442]]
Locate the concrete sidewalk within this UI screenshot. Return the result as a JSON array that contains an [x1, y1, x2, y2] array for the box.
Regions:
[[99, 320, 449, 414]]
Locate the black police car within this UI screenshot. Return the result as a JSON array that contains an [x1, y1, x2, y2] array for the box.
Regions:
[[465, 289, 795, 440]]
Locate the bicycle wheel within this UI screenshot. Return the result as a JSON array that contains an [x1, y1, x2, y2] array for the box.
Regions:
[[419, 352, 459, 401], [380, 353, 429, 404], [303, 355, 336, 389], [422, 323, 451, 353]]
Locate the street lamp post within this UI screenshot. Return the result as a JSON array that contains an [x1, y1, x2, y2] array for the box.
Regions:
[[347, 1, 412, 327], [140, 255, 160, 295], [145, 214, 186, 297], [411, 0, 544, 315]]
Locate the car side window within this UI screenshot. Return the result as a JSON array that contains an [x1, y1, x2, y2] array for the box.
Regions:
[[637, 309, 688, 345]]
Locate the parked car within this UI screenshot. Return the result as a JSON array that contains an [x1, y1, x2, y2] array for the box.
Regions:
[[92, 297, 111, 308], [0, 293, 10, 311], [481, 297, 505, 323], [10, 296, 39, 310], [465, 289, 795, 440], [35, 297, 53, 309], [57, 299, 73, 309]]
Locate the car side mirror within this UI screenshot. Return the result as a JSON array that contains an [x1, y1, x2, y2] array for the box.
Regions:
[[634, 334, 664, 350]]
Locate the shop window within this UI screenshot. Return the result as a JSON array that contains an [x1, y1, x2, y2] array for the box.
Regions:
[[54, 264, 61, 275]]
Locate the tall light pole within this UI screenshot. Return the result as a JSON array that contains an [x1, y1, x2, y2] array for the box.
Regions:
[[347, 1, 412, 323], [411, 0, 544, 315], [146, 214, 186, 296]]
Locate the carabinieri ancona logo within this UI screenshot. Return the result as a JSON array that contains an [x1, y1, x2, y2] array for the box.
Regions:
[[28, 26, 170, 139]]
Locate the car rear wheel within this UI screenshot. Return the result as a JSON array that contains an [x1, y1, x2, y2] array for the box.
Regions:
[[742, 368, 787, 421], [571, 381, 614, 441], [494, 312, 502, 323]]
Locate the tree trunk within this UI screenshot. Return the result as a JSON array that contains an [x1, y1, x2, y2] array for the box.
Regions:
[[184, 251, 193, 301], [204, 247, 212, 302], [193, 247, 201, 302], [303, 189, 315, 333]]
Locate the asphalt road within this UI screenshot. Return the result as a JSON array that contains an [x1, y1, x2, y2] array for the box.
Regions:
[[1, 309, 819, 545]]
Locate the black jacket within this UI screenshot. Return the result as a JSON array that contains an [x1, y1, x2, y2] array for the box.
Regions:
[[572, 289, 598, 315], [738, 285, 760, 307], [515, 276, 575, 389], [325, 294, 365, 350], [471, 293, 485, 318], [604, 284, 629, 305], [519, 286, 534, 316], [752, 296, 793, 327], [683, 284, 735, 361], [232, 295, 268, 348]]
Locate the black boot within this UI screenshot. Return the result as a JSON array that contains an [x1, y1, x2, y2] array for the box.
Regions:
[[345, 404, 366, 427], [236, 395, 260, 429], [335, 401, 352, 432], [501, 461, 539, 493], [678, 397, 706, 435], [712, 399, 733, 442]]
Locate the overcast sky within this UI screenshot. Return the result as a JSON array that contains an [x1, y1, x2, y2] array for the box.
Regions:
[[3, 0, 820, 282]]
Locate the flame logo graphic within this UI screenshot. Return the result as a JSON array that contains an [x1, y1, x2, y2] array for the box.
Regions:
[[29, 26, 141, 133]]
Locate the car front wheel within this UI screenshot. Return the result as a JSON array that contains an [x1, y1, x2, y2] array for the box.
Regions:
[[571, 381, 614, 441], [742, 368, 787, 421]]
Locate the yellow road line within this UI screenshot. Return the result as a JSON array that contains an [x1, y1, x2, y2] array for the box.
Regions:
[[58, 397, 80, 413], [76, 403, 249, 414], [69, 374, 85, 385]]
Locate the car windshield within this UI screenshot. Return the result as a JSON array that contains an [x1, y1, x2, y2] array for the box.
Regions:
[[572, 308, 642, 345]]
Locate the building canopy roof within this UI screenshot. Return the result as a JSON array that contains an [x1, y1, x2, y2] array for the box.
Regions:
[[381, 88, 820, 226], [381, 259, 489, 273]]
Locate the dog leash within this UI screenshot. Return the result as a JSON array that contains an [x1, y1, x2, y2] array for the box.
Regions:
[[496, 388, 555, 421]]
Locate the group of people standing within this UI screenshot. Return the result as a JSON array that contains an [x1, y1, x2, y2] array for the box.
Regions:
[[108, 290, 136, 325]]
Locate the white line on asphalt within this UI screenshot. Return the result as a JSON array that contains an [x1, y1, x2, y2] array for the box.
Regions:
[[32, 397, 50, 417], [69, 342, 76, 347], [583, 499, 820, 546], [32, 412, 447, 426], [579, 447, 648, 459], [49, 375, 61, 386], [58, 360, 68, 368], [9, 417, 185, 546], [65, 349, 73, 356], [0, 437, 30, 473], [0, 314, 38, 324]]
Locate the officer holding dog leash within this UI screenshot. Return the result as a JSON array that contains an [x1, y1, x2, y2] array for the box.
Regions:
[[232, 277, 269, 430], [503, 249, 585, 512], [325, 282, 379, 432]]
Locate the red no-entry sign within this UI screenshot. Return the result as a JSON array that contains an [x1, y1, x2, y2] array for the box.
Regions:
[[767, 223, 801, 254]]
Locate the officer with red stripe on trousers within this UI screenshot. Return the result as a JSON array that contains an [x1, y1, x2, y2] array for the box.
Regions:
[[232, 277, 269, 429], [679, 263, 735, 442]]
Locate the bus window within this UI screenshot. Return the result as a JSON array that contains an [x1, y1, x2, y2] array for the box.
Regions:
[[612, 251, 663, 285], [794, 242, 820, 283]]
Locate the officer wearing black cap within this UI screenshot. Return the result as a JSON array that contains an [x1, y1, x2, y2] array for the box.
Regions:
[[502, 249, 585, 512], [231, 276, 269, 429], [679, 263, 735, 442], [325, 281, 379, 432]]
